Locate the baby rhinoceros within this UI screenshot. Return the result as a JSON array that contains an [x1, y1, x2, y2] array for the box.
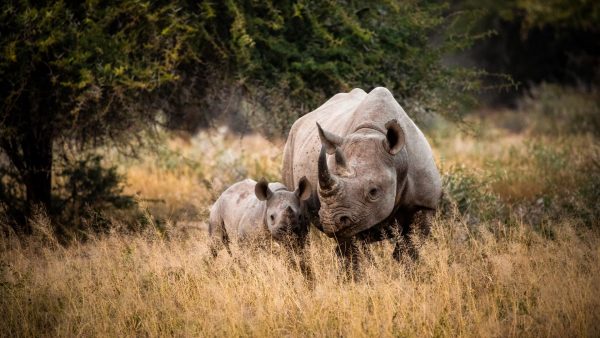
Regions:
[[208, 177, 312, 257]]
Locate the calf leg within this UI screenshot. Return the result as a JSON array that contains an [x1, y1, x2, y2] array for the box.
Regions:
[[282, 237, 314, 284], [297, 237, 315, 284]]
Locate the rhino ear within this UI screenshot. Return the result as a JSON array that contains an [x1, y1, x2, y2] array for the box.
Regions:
[[384, 119, 405, 155], [255, 178, 272, 201], [317, 123, 343, 155], [295, 176, 312, 201]]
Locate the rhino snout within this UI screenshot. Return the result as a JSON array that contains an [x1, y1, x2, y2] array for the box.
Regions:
[[319, 210, 358, 237], [337, 215, 353, 227], [271, 213, 305, 239]]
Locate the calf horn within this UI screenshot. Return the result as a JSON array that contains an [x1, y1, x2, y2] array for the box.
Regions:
[[318, 146, 339, 192]]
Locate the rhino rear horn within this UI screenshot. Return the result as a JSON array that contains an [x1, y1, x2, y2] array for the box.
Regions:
[[255, 178, 272, 201], [334, 148, 351, 176], [384, 119, 406, 155], [295, 176, 312, 201], [317, 123, 343, 155]]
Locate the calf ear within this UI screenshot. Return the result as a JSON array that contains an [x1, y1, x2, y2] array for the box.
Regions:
[[384, 119, 405, 155], [295, 176, 312, 201], [255, 178, 272, 201], [317, 123, 343, 155]]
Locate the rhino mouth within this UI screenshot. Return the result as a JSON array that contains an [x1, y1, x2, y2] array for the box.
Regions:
[[319, 212, 363, 239], [330, 226, 358, 239], [271, 223, 306, 240], [272, 229, 295, 241]]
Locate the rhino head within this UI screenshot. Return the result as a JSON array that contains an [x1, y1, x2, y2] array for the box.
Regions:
[[316, 119, 407, 238], [255, 177, 312, 241]]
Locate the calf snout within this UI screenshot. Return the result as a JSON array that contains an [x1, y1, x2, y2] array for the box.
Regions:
[[271, 208, 304, 238]]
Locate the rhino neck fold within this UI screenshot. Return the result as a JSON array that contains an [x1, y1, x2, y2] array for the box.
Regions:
[[352, 122, 386, 135]]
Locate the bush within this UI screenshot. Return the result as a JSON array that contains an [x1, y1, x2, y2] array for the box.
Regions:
[[52, 155, 135, 234], [441, 136, 600, 229], [441, 165, 505, 225]]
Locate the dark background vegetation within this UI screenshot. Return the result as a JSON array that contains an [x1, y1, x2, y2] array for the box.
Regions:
[[454, 0, 599, 105], [0, 0, 598, 238]]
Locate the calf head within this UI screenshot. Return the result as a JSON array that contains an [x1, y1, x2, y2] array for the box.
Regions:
[[316, 119, 407, 238], [255, 177, 312, 241]]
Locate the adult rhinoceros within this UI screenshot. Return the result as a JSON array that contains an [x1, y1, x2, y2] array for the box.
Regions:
[[282, 87, 441, 268]]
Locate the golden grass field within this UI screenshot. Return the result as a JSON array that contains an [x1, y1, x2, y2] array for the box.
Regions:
[[1, 102, 599, 337]]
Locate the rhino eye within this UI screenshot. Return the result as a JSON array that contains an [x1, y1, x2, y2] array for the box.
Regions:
[[270, 214, 275, 221], [368, 187, 380, 200]]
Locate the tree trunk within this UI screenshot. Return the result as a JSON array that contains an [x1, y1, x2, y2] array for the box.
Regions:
[[2, 130, 53, 234], [8, 63, 55, 234], [22, 129, 53, 232]]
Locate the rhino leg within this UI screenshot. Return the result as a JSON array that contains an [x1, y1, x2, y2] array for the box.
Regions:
[[297, 238, 315, 284], [298, 253, 314, 285], [336, 237, 370, 281], [294, 247, 315, 285], [208, 213, 231, 258], [281, 237, 314, 283], [392, 208, 434, 262]]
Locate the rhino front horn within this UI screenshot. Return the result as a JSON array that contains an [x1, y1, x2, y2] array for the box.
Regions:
[[318, 146, 339, 192]]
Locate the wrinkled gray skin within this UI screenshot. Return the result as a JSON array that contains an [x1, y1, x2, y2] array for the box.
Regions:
[[282, 87, 442, 269], [208, 177, 312, 256]]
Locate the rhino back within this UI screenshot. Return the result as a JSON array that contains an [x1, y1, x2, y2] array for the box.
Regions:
[[213, 179, 267, 240]]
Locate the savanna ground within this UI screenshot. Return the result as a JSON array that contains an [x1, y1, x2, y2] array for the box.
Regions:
[[1, 85, 599, 337]]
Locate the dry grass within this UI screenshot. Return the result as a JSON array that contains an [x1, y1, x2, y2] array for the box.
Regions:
[[1, 213, 598, 337], [1, 111, 600, 337]]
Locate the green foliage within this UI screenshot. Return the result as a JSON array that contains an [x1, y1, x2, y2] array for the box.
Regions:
[[456, 0, 599, 36], [577, 158, 600, 225], [441, 165, 505, 223], [169, 0, 486, 134], [0, 0, 194, 146], [53, 154, 134, 221], [492, 0, 599, 32], [52, 154, 136, 235]]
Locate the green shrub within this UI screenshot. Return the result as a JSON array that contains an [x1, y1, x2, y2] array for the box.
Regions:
[[441, 165, 504, 223], [52, 155, 137, 236]]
